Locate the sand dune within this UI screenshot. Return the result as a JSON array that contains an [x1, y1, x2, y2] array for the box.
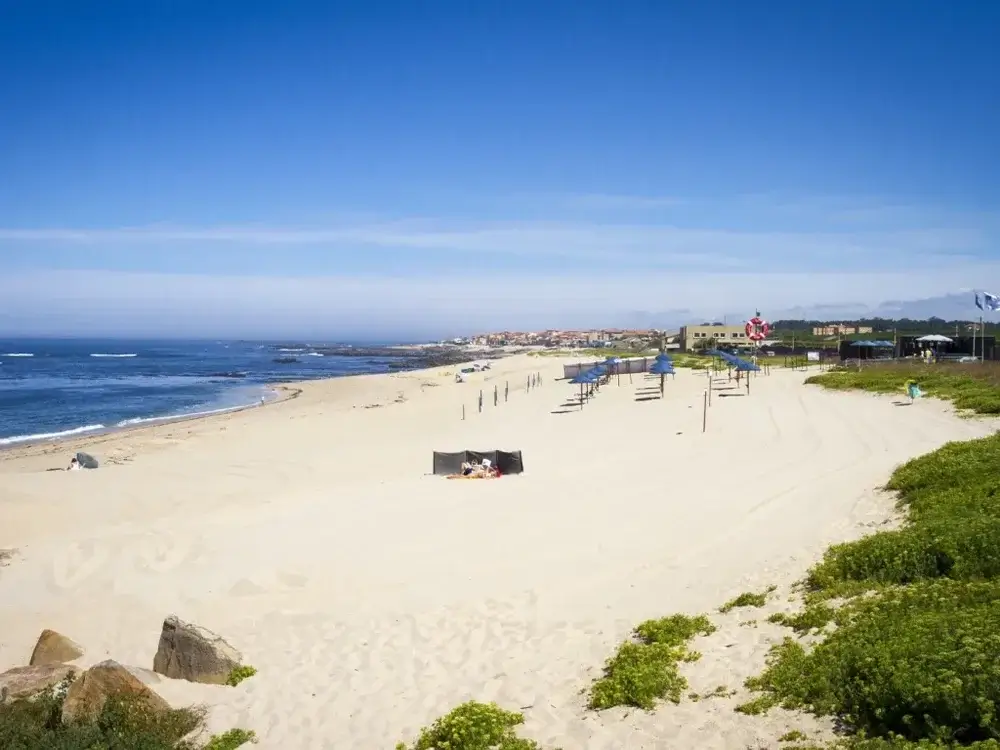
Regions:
[[1, 354, 996, 748]]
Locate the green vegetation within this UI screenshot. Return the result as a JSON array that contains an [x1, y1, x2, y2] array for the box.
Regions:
[[718, 586, 776, 613], [807, 433, 1000, 596], [807, 362, 1000, 415], [740, 367, 1000, 748], [394, 701, 552, 750], [225, 665, 258, 687], [767, 604, 836, 634], [202, 730, 258, 750], [781, 730, 809, 742], [589, 614, 716, 710], [0, 676, 257, 750]]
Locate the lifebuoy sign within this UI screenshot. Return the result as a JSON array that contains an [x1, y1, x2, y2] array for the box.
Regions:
[[745, 316, 770, 342]]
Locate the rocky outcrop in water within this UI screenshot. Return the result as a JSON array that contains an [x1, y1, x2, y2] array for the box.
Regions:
[[270, 344, 505, 371]]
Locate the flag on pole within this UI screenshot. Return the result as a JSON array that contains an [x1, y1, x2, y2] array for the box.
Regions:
[[984, 292, 1000, 312], [976, 292, 984, 311]]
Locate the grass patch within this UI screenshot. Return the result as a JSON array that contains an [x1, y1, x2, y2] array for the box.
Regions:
[[719, 586, 776, 613], [225, 665, 257, 687], [589, 614, 716, 710], [781, 730, 809, 742], [806, 433, 1000, 597], [202, 729, 258, 750], [806, 361, 1000, 414], [394, 701, 552, 750], [743, 579, 1000, 743], [0, 675, 257, 749], [740, 369, 1000, 747], [767, 604, 837, 634]]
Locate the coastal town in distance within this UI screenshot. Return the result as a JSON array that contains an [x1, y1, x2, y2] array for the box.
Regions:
[[448, 316, 995, 361]]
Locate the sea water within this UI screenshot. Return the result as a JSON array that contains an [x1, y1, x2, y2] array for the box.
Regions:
[[0, 338, 407, 446]]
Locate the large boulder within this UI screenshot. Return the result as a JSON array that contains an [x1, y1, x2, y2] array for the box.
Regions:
[[0, 663, 75, 703], [61, 660, 170, 725], [29, 629, 84, 666], [152, 615, 243, 685]]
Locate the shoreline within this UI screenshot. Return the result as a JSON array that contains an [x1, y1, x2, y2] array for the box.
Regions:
[[0, 382, 305, 464], [0, 348, 501, 465], [0, 343, 510, 460]]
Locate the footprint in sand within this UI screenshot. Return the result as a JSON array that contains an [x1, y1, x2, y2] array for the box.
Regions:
[[49, 539, 111, 591]]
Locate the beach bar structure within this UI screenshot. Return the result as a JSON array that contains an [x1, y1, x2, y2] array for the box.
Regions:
[[896, 334, 995, 360]]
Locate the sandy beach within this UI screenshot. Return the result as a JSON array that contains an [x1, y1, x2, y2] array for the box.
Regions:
[[1, 353, 996, 749]]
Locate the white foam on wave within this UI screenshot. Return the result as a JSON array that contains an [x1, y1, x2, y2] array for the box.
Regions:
[[305, 352, 324, 357], [0, 424, 106, 446], [2, 353, 34, 357], [90, 353, 138, 358]]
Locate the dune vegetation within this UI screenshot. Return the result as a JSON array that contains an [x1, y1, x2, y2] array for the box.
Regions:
[[741, 367, 1000, 748]]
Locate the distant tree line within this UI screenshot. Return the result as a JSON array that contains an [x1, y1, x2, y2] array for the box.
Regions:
[[771, 317, 999, 335]]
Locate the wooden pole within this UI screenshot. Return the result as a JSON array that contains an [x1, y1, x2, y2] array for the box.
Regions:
[[494, 384, 498, 406], [479, 390, 483, 413], [702, 390, 707, 432], [505, 381, 509, 402], [462, 404, 465, 420]]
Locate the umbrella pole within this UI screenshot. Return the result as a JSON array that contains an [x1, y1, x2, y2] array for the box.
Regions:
[[660, 373, 664, 397]]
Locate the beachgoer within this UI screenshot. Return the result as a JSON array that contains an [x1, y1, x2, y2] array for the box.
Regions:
[[67, 457, 80, 471]]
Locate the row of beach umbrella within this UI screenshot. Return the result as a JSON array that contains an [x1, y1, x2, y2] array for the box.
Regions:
[[570, 353, 675, 408], [706, 349, 761, 372]]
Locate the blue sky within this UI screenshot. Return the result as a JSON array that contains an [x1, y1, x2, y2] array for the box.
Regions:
[[1, 0, 998, 337]]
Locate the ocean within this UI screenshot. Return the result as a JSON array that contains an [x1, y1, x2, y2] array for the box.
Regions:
[[0, 338, 411, 447]]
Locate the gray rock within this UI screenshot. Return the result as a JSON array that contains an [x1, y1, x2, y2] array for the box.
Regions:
[[152, 615, 243, 685], [29, 629, 84, 666], [0, 663, 75, 703], [62, 660, 169, 724]]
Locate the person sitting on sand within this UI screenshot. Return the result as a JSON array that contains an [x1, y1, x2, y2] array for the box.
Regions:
[[67, 457, 81, 471]]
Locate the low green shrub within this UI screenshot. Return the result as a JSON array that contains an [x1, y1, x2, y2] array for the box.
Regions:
[[394, 701, 550, 750], [225, 665, 258, 687], [0, 676, 256, 750], [806, 363, 1000, 415], [719, 586, 776, 613], [805, 433, 1000, 597], [767, 603, 837, 634], [742, 579, 1000, 744], [589, 614, 716, 710], [202, 729, 258, 750]]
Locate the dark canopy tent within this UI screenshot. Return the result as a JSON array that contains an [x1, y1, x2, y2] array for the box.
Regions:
[[433, 450, 525, 476]]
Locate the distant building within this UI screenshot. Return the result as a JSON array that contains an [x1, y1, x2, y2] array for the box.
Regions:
[[812, 324, 874, 336], [680, 324, 751, 351]]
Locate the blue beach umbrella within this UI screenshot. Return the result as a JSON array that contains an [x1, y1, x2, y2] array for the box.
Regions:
[[648, 358, 674, 397], [570, 370, 596, 409]]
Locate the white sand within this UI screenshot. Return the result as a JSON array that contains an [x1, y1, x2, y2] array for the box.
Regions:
[[1, 355, 996, 748]]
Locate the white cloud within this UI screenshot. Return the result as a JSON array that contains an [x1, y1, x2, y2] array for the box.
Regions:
[[2, 267, 998, 338], [0, 219, 987, 270]]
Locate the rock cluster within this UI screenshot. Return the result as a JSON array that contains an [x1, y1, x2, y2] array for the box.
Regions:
[[0, 617, 254, 726]]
